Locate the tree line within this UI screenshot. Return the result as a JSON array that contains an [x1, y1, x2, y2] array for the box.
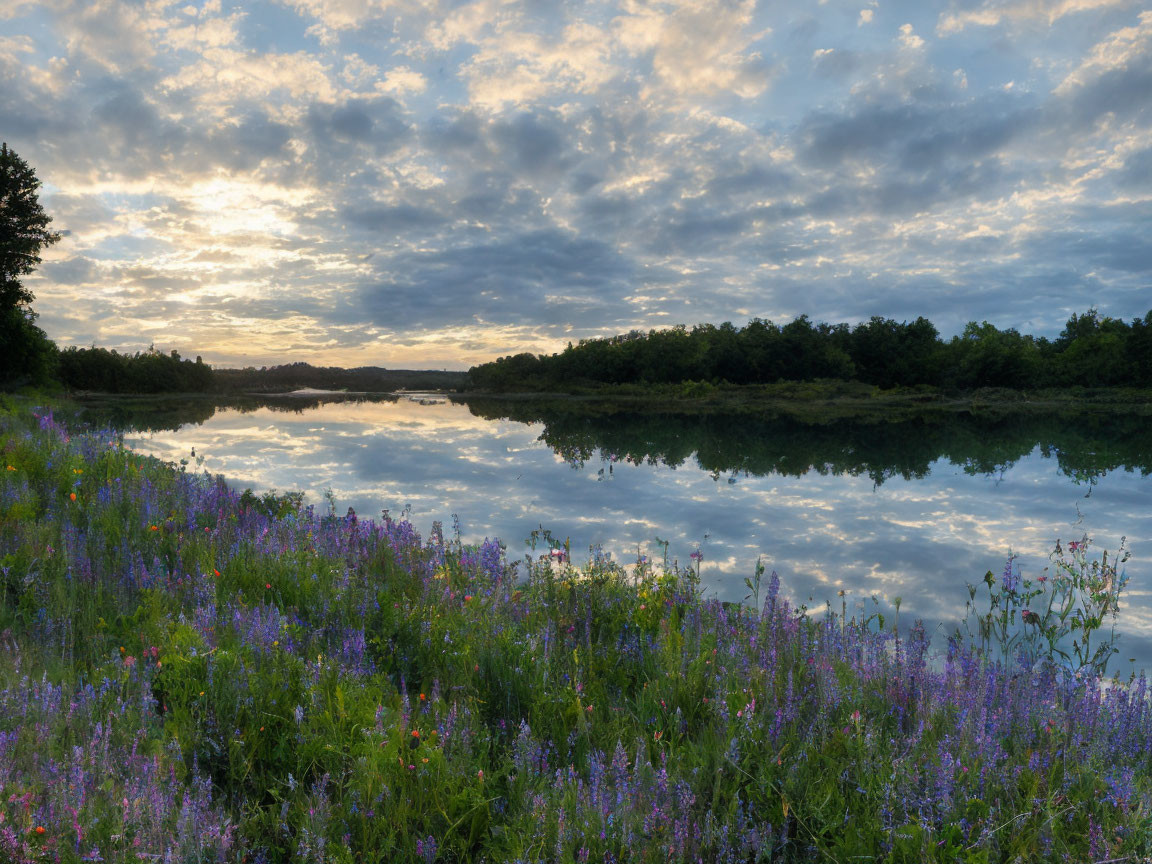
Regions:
[[212, 363, 465, 394], [55, 345, 215, 393], [466, 312, 1152, 392]]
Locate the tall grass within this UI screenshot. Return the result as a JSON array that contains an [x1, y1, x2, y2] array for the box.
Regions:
[[0, 398, 1148, 862]]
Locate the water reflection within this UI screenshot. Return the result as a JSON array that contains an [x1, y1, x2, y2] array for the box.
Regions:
[[84, 395, 1152, 669], [464, 398, 1152, 487]]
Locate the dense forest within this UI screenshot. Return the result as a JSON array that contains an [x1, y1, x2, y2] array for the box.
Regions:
[[465, 310, 1152, 392], [56, 345, 215, 393]]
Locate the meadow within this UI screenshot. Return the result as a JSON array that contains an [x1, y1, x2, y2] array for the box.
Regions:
[[0, 396, 1149, 863]]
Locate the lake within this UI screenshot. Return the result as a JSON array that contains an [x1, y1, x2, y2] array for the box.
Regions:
[[78, 393, 1152, 670]]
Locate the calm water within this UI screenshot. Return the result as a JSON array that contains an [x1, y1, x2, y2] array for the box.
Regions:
[[84, 394, 1152, 669]]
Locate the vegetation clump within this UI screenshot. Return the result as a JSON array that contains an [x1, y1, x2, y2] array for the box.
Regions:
[[0, 398, 1148, 862], [0, 143, 60, 387], [56, 345, 215, 394], [465, 312, 1152, 394]]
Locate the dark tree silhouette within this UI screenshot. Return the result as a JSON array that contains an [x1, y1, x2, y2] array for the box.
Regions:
[[464, 310, 1152, 393], [1, 143, 59, 311], [0, 143, 60, 385]]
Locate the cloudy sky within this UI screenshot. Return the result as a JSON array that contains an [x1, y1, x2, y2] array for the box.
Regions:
[[3, 0, 1150, 369]]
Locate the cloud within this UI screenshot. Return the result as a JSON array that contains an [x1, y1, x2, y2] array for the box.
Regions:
[[614, 0, 776, 100], [457, 15, 620, 108], [357, 229, 641, 331], [1118, 145, 1152, 187], [279, 0, 406, 32], [376, 65, 427, 95], [812, 47, 861, 79], [341, 202, 446, 231], [1052, 10, 1152, 129], [489, 112, 566, 174], [938, 0, 1136, 36], [0, 0, 1147, 369], [304, 96, 412, 165]]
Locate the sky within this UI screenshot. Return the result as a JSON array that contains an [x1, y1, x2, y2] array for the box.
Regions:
[[2, 0, 1151, 369]]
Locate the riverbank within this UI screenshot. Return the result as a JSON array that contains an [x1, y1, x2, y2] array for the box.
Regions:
[[0, 398, 1149, 862], [455, 381, 1152, 420]]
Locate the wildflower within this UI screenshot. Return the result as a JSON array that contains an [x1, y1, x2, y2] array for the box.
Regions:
[[265, 583, 271, 589], [5, 465, 13, 471], [411, 729, 420, 737], [478, 770, 484, 780], [420, 693, 426, 701], [149, 525, 158, 531], [463, 594, 472, 602], [213, 569, 221, 577], [34, 826, 45, 835], [69, 492, 76, 501]]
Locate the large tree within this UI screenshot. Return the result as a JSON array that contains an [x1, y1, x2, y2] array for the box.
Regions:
[[1, 143, 60, 310], [0, 143, 60, 384]]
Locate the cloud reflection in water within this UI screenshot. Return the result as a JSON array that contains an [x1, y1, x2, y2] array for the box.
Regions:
[[120, 397, 1152, 668]]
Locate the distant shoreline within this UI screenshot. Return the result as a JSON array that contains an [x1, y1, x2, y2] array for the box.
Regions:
[[58, 382, 1152, 423], [452, 383, 1152, 416]]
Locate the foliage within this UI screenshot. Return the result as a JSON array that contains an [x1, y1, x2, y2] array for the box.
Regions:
[[0, 308, 58, 387], [0, 399, 1150, 862], [960, 537, 1131, 676], [0, 143, 60, 311], [56, 345, 215, 394], [465, 309, 1152, 393], [0, 144, 60, 387]]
